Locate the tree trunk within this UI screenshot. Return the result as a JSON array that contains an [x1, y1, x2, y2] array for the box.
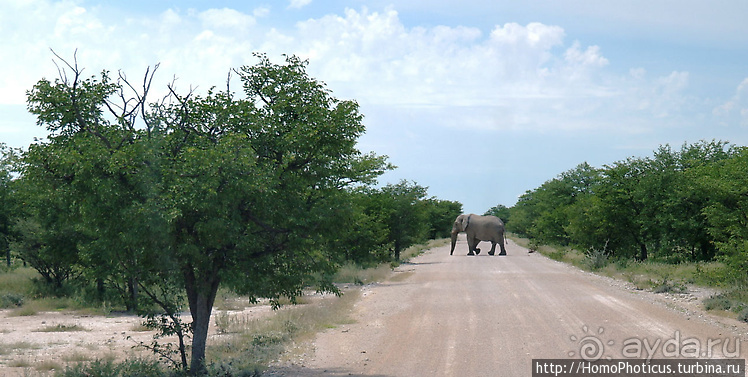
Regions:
[[127, 276, 138, 312], [96, 278, 105, 301], [184, 264, 221, 375]]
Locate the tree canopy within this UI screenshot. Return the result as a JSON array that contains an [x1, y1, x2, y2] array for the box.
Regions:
[[19, 53, 392, 373], [508, 140, 745, 268]]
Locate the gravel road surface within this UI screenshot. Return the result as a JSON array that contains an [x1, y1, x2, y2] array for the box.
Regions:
[[269, 235, 747, 376]]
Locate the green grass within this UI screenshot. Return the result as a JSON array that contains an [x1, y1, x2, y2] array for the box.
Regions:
[[55, 358, 167, 377], [0, 267, 39, 295], [0, 267, 39, 310]]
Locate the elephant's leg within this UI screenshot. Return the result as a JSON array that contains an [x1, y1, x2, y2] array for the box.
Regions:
[[498, 235, 507, 256], [488, 242, 497, 256], [467, 237, 477, 256]]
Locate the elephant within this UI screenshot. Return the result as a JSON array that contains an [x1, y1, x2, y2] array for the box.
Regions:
[[450, 214, 507, 256]]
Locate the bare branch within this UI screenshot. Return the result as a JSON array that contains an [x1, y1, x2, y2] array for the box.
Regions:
[[226, 69, 232, 94]]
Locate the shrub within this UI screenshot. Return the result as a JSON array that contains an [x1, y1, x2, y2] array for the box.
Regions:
[[0, 293, 24, 308], [585, 241, 609, 270], [703, 295, 733, 311], [652, 277, 687, 294], [737, 308, 748, 323]]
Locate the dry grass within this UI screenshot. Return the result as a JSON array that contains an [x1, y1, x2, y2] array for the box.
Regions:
[[129, 322, 151, 332], [0, 341, 41, 356], [206, 240, 449, 373], [401, 238, 449, 261], [35, 324, 88, 333], [207, 289, 360, 373], [34, 359, 63, 372], [388, 271, 415, 283], [7, 357, 32, 368], [334, 263, 392, 285], [62, 351, 93, 363]]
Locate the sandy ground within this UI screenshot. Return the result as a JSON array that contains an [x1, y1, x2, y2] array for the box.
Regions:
[[0, 301, 275, 376], [267, 235, 748, 376], [2, 235, 746, 376]]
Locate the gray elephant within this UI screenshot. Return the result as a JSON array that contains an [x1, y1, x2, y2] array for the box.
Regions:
[[450, 214, 507, 256]]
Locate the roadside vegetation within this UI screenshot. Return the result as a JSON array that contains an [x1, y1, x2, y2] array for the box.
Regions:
[[0, 239, 445, 376], [502, 140, 748, 323], [0, 52, 461, 376]]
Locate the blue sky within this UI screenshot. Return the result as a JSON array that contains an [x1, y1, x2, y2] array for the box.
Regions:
[[2, 1, 748, 213]]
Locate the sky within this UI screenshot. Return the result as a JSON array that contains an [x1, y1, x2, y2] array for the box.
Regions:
[[2, 1, 748, 214]]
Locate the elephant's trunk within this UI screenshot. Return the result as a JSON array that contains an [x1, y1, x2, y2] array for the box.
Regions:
[[450, 231, 458, 255]]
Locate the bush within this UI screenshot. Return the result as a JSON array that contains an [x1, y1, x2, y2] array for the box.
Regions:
[[584, 241, 609, 270], [652, 277, 687, 294], [703, 295, 733, 311], [0, 292, 24, 308], [737, 308, 748, 323]]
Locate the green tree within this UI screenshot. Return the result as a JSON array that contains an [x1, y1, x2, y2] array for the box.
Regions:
[[0, 144, 17, 267], [364, 180, 430, 261], [660, 141, 735, 261], [333, 189, 392, 266], [697, 146, 748, 276], [23, 53, 390, 374], [484, 204, 510, 224], [508, 163, 598, 245], [596, 157, 656, 260], [425, 198, 462, 239], [508, 140, 740, 265]]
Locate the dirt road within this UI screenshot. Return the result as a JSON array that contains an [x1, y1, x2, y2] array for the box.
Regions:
[[270, 235, 747, 376]]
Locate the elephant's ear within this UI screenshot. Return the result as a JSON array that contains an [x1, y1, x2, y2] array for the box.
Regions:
[[459, 215, 468, 231]]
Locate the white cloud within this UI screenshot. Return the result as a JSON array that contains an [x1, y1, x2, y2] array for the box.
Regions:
[[285, 8, 665, 132], [287, 0, 312, 10], [199, 8, 256, 31], [290, 9, 578, 108], [0, 2, 707, 135], [714, 78, 748, 126], [253, 7, 270, 18]]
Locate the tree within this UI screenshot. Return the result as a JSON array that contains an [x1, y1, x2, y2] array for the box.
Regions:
[[696, 146, 748, 276], [484, 204, 510, 224], [424, 198, 462, 239], [596, 157, 655, 260], [362, 181, 430, 261], [332, 189, 392, 266], [508, 163, 599, 246], [23, 52, 390, 374], [508, 140, 743, 265], [660, 141, 735, 261], [0, 144, 17, 267]]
